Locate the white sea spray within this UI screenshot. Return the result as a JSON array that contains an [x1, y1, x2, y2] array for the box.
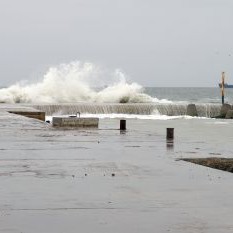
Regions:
[[0, 61, 171, 104]]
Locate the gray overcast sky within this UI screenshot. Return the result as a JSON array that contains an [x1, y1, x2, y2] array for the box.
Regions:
[[0, 0, 232, 87]]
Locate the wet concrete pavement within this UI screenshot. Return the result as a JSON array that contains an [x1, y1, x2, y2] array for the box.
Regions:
[[1, 106, 233, 232]]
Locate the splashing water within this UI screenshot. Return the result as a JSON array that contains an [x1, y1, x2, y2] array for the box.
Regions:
[[0, 61, 169, 104]]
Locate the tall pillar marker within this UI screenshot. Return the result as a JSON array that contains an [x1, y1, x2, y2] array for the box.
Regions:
[[221, 72, 225, 105]]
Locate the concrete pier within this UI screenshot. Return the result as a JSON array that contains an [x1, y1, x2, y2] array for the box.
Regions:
[[52, 117, 99, 128], [1, 103, 233, 233]]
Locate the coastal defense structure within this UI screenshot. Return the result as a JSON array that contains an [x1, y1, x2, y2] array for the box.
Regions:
[[221, 72, 225, 104]]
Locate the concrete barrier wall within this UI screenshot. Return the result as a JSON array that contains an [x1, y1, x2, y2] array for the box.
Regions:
[[53, 117, 99, 128]]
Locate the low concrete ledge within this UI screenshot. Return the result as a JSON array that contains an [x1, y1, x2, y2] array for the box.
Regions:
[[52, 117, 99, 128], [8, 111, 45, 121]]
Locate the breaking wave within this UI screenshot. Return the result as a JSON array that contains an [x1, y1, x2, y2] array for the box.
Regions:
[[0, 61, 170, 104]]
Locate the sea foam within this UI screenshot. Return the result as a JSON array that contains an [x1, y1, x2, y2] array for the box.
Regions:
[[0, 61, 170, 104]]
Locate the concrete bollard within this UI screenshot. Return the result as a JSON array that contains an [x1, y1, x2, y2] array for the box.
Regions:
[[166, 128, 174, 140], [120, 119, 126, 130], [186, 104, 198, 117]]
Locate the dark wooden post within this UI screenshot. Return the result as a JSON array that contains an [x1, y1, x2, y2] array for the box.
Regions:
[[120, 120, 126, 130]]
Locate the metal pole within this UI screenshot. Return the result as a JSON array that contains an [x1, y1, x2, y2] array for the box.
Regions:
[[221, 72, 225, 105]]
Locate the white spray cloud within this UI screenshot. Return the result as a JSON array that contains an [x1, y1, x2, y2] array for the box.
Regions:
[[0, 61, 169, 104]]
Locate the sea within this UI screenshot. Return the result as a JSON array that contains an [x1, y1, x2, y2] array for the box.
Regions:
[[145, 87, 233, 104]]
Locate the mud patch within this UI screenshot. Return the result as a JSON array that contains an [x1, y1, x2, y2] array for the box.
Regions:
[[180, 157, 233, 173]]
